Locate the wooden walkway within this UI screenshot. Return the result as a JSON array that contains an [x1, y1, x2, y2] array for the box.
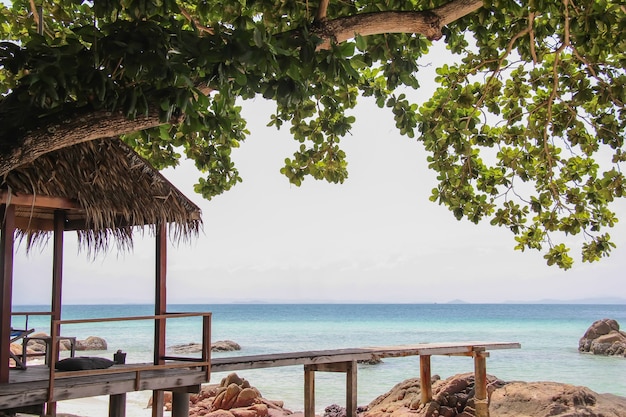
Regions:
[[1, 341, 520, 417]]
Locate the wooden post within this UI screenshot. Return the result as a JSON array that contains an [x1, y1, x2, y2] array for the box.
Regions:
[[304, 366, 315, 417], [152, 222, 167, 417], [419, 355, 432, 406], [473, 348, 489, 417], [172, 392, 190, 417], [202, 314, 211, 381], [0, 205, 15, 384], [346, 360, 357, 417], [109, 394, 127, 417], [47, 210, 65, 416]]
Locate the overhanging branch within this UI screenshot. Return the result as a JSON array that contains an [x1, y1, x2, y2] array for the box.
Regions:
[[313, 0, 483, 47], [0, 0, 483, 176]]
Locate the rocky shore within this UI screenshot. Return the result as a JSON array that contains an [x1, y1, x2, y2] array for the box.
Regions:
[[147, 372, 626, 417]]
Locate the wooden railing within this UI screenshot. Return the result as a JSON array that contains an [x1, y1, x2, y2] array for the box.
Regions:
[[10, 311, 53, 330], [47, 312, 211, 402]]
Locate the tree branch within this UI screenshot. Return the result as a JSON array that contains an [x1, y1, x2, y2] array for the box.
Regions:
[[0, 106, 171, 176], [316, 0, 330, 21], [0, 0, 482, 175], [313, 0, 482, 48]]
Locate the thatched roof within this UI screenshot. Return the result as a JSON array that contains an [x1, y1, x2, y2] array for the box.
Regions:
[[0, 138, 202, 252]]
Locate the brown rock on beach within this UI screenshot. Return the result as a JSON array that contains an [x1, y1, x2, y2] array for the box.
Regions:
[[579, 319, 626, 357], [360, 374, 626, 417], [148, 373, 293, 417]]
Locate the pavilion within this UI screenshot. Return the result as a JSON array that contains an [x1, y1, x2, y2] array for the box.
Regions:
[[1, 137, 209, 416]]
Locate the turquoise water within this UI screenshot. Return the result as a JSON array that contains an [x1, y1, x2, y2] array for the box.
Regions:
[[12, 304, 626, 411]]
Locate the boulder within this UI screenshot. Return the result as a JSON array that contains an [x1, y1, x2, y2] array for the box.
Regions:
[[23, 332, 73, 351], [75, 336, 107, 351], [579, 319, 626, 356], [362, 373, 503, 417], [212, 340, 242, 352], [147, 373, 292, 417], [362, 374, 626, 417], [490, 381, 626, 417], [169, 340, 242, 354]]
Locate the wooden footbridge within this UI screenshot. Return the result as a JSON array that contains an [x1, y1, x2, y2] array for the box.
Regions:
[[2, 328, 520, 417]]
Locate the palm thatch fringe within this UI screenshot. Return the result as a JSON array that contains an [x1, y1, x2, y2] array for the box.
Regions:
[[2, 137, 201, 254]]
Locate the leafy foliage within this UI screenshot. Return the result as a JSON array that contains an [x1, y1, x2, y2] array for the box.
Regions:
[[0, 0, 624, 268]]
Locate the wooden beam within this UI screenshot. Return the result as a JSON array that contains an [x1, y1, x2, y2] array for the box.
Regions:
[[419, 355, 432, 406], [473, 349, 489, 417], [0, 191, 80, 210], [0, 204, 15, 383]]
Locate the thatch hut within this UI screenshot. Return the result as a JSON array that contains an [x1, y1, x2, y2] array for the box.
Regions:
[[0, 137, 205, 416]]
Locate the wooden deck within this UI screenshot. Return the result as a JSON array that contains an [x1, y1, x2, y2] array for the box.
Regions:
[[2, 363, 207, 409], [1, 341, 520, 417]]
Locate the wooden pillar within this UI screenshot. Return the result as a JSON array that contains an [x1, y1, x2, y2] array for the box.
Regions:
[[50, 211, 65, 342], [109, 394, 127, 417], [304, 366, 315, 417], [152, 222, 167, 417], [474, 349, 489, 417], [346, 360, 357, 417], [46, 211, 65, 417], [0, 205, 15, 383], [419, 355, 432, 406], [172, 392, 190, 417]]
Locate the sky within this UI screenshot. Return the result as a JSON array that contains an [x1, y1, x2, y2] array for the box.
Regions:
[[10, 46, 626, 306]]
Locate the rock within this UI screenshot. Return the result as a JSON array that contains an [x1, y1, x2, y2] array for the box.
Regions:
[[151, 373, 293, 417], [212, 340, 242, 352], [579, 319, 626, 357], [75, 336, 107, 351], [490, 381, 626, 417], [358, 354, 383, 365], [362, 374, 626, 417], [169, 340, 242, 354], [323, 404, 345, 417], [21, 332, 73, 351]]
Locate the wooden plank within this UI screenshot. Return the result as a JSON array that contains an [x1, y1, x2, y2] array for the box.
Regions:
[[368, 342, 521, 357], [419, 355, 432, 405], [306, 362, 351, 372], [211, 350, 374, 372], [0, 192, 80, 210]]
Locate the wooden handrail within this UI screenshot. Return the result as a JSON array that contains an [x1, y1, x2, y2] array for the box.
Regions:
[[46, 312, 212, 402]]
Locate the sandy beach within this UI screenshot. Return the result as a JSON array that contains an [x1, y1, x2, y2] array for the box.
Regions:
[[56, 392, 161, 417]]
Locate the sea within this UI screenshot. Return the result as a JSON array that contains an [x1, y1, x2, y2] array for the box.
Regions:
[[12, 303, 626, 412]]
